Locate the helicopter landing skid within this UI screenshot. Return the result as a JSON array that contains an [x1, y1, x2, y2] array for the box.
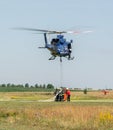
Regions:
[[49, 56, 56, 60], [68, 57, 74, 60]]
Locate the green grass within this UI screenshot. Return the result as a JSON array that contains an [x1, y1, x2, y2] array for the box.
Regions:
[[0, 87, 54, 92], [0, 92, 54, 101], [0, 101, 113, 130], [0, 91, 113, 130]]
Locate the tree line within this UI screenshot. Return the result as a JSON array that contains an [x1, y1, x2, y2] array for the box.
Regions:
[[0, 83, 55, 89]]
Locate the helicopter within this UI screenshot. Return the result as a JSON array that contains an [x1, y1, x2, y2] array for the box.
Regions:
[[14, 28, 92, 62]]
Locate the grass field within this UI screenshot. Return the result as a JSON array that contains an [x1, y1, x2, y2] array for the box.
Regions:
[[0, 91, 113, 130]]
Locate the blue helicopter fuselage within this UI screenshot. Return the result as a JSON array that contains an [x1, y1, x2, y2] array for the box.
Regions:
[[47, 35, 72, 57]]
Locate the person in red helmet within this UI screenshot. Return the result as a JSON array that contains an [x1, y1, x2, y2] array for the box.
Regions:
[[66, 88, 71, 102]]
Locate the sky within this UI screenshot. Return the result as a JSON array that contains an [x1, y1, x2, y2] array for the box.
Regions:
[[0, 0, 113, 89]]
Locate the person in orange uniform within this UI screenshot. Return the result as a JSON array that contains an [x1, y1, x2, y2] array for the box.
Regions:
[[63, 88, 67, 101], [66, 88, 71, 102]]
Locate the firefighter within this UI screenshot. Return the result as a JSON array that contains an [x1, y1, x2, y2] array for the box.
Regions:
[[63, 88, 67, 101], [66, 88, 71, 102]]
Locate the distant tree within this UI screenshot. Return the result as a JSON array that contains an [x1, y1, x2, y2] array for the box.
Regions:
[[20, 84, 24, 88], [83, 88, 87, 94], [39, 84, 43, 88], [7, 83, 11, 87], [16, 84, 22, 87], [11, 84, 15, 87], [25, 83, 29, 88], [35, 84, 39, 88], [43, 84, 46, 89], [30, 85, 34, 88], [1, 84, 6, 87], [47, 84, 54, 89]]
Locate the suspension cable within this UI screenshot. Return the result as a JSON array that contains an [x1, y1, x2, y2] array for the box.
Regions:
[[60, 61, 63, 87]]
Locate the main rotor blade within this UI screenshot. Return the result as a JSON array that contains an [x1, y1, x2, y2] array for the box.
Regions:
[[66, 30, 93, 34], [13, 27, 66, 34], [13, 27, 93, 35]]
